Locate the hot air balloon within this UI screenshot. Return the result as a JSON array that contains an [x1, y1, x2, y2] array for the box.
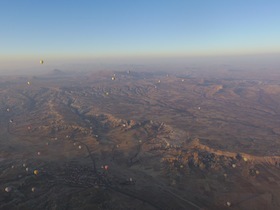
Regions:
[[34, 170, 39, 175], [5, 187, 12, 193]]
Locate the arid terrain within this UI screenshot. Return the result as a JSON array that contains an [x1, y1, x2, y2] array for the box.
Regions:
[[1, 69, 280, 210]]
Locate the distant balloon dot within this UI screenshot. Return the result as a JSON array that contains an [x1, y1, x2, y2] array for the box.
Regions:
[[40, 60, 44, 64], [5, 187, 12, 193]]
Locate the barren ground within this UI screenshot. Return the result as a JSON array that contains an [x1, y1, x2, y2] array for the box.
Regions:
[[1, 70, 280, 210]]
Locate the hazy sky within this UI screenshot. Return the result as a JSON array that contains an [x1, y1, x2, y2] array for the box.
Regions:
[[0, 0, 280, 73]]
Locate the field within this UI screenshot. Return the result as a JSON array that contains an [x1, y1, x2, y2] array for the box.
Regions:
[[1, 69, 280, 209]]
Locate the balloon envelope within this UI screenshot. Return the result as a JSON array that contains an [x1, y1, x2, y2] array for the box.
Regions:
[[5, 187, 12, 192]]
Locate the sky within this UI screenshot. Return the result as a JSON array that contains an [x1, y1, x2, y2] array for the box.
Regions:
[[0, 0, 280, 73]]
